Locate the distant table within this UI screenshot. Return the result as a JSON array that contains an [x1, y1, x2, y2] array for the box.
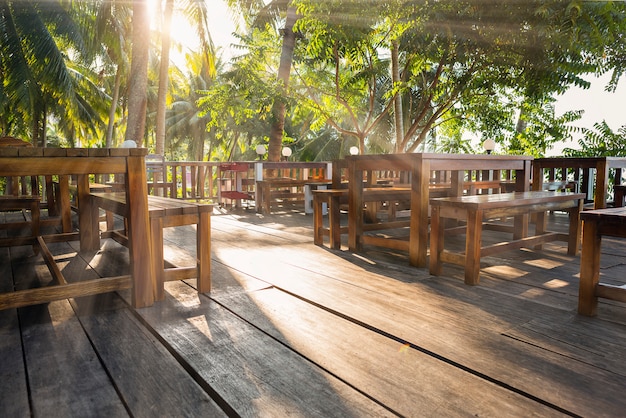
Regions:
[[578, 207, 626, 316], [344, 153, 532, 267]]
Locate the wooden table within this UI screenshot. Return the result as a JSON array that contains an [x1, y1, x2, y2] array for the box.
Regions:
[[344, 153, 532, 267], [532, 157, 626, 209], [0, 147, 154, 310], [578, 207, 626, 316]]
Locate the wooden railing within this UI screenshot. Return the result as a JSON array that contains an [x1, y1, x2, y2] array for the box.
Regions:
[[532, 157, 626, 209], [166, 161, 221, 201], [158, 161, 332, 211]]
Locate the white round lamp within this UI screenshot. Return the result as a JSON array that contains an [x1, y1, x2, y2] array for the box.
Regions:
[[482, 139, 496, 154]]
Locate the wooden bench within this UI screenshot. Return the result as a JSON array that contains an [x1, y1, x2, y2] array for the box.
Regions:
[[90, 192, 212, 301], [313, 187, 412, 249], [429, 191, 585, 285], [313, 189, 347, 249], [0, 195, 41, 248], [256, 178, 331, 214], [578, 207, 626, 316]]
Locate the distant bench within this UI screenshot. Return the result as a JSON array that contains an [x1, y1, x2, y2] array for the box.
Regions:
[[90, 192, 212, 300], [313, 187, 412, 249], [256, 178, 331, 214], [429, 191, 585, 285]]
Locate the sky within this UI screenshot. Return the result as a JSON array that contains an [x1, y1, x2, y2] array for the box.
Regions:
[[178, 1, 625, 155], [552, 73, 625, 155]]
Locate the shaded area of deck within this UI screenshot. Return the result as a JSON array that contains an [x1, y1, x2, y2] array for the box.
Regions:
[[1, 207, 625, 417]]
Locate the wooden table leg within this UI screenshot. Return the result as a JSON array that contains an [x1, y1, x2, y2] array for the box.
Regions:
[[428, 206, 443, 276], [58, 175, 72, 233], [465, 208, 483, 285], [313, 192, 324, 246], [126, 155, 155, 308], [197, 211, 211, 294], [578, 218, 601, 316], [567, 200, 583, 255], [77, 174, 101, 251]]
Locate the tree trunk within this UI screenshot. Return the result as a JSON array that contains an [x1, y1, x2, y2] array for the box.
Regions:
[[391, 40, 404, 153], [268, 5, 298, 162], [155, 0, 174, 156], [125, 0, 150, 147], [106, 64, 122, 148]]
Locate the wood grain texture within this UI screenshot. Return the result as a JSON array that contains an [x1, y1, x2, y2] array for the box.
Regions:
[[138, 282, 395, 418], [0, 247, 30, 417]]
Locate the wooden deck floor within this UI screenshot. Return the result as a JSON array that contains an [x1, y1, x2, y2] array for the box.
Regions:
[[1, 206, 625, 417]]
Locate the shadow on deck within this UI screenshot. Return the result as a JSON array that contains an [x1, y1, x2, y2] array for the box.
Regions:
[[1, 206, 625, 417]]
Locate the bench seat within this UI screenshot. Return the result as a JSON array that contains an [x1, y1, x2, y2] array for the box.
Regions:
[[90, 192, 213, 300], [429, 191, 585, 285]]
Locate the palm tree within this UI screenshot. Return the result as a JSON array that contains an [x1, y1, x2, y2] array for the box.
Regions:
[[92, 0, 133, 147], [125, 0, 150, 146], [227, 0, 298, 161], [165, 52, 214, 161], [0, 0, 95, 145], [154, 0, 215, 156]]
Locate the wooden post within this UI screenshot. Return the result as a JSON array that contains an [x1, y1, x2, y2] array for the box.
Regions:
[[125, 153, 155, 308]]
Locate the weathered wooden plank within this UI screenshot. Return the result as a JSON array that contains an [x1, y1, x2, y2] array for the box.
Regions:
[[138, 282, 394, 417], [19, 300, 129, 416], [207, 223, 626, 417], [72, 297, 227, 417], [0, 246, 30, 417], [504, 316, 626, 377], [213, 285, 564, 417], [9, 242, 128, 416]]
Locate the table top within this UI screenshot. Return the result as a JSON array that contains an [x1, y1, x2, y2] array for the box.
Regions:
[[0, 147, 148, 176], [533, 156, 626, 169], [344, 153, 532, 171]]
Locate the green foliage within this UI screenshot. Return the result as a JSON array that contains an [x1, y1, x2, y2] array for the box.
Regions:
[[564, 121, 626, 157], [1, 0, 625, 163]]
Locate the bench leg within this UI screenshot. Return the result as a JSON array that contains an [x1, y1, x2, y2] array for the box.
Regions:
[[534, 210, 547, 250], [578, 219, 600, 316], [197, 211, 211, 294], [615, 188, 625, 207], [151, 218, 165, 301], [429, 206, 443, 276], [464, 209, 483, 285], [313, 193, 324, 246], [567, 200, 583, 255], [329, 194, 341, 249]]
